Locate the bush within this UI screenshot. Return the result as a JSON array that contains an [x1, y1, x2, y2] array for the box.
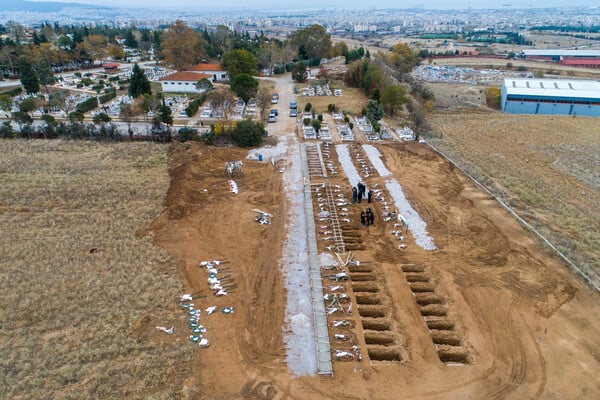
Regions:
[[327, 103, 336, 113], [185, 94, 206, 117], [3, 87, 22, 97], [303, 118, 311, 126], [177, 127, 198, 142], [108, 76, 120, 82], [76, 97, 99, 113], [484, 87, 501, 109], [99, 91, 116, 104], [81, 78, 94, 86], [304, 102, 312, 112], [231, 119, 264, 147]]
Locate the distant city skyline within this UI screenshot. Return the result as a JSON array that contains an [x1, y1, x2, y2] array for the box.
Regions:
[[32, 0, 600, 11]]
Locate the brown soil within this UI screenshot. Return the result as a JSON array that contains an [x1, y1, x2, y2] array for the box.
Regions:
[[147, 77, 600, 399]]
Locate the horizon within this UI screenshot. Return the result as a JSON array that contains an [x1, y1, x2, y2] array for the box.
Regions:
[[28, 0, 600, 11]]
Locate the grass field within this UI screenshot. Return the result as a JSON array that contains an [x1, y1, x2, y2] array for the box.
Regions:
[[0, 140, 192, 399], [427, 112, 600, 286]]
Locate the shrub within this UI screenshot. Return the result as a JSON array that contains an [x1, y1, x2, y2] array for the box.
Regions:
[[303, 118, 311, 126], [4, 87, 22, 97], [99, 91, 116, 104], [185, 94, 206, 117], [231, 119, 264, 147], [484, 87, 501, 109], [327, 103, 336, 113], [76, 97, 99, 113], [304, 102, 312, 112]]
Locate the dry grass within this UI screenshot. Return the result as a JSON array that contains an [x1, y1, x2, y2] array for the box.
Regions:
[[427, 112, 600, 285], [0, 140, 191, 399], [295, 85, 368, 116]]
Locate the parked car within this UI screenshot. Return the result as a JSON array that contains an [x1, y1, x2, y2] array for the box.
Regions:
[[271, 96, 278, 104], [268, 115, 277, 123], [270, 109, 278, 116], [289, 109, 297, 117], [289, 101, 297, 109]]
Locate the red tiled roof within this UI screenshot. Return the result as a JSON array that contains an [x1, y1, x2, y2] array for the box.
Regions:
[[561, 59, 600, 66], [188, 63, 223, 72], [103, 62, 119, 69], [159, 72, 212, 82]]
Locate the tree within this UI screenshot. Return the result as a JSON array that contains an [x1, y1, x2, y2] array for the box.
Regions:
[[255, 86, 273, 123], [289, 24, 332, 60], [221, 49, 258, 77], [412, 109, 429, 141], [381, 85, 408, 116], [93, 112, 111, 124], [230, 73, 258, 103], [366, 99, 383, 123], [207, 87, 234, 120], [18, 58, 40, 94], [56, 35, 73, 50], [231, 119, 264, 147], [19, 97, 37, 115], [158, 101, 173, 126], [195, 78, 213, 93], [0, 94, 12, 111], [160, 20, 207, 70], [128, 63, 151, 99], [120, 103, 136, 137], [125, 30, 138, 49], [36, 60, 55, 93]]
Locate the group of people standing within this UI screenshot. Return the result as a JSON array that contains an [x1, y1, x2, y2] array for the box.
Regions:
[[360, 208, 375, 226], [352, 182, 372, 204], [351, 182, 375, 227]]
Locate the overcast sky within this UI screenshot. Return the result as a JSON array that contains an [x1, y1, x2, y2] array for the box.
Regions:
[[37, 1, 600, 11]]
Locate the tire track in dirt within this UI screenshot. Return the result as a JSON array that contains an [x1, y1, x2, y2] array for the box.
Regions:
[[482, 299, 527, 400]]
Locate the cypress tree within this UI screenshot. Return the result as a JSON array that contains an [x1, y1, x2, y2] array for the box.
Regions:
[[18, 58, 40, 94], [128, 63, 151, 99]]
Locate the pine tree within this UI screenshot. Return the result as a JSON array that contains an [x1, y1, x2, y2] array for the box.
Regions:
[[128, 63, 151, 99], [18, 58, 40, 94]]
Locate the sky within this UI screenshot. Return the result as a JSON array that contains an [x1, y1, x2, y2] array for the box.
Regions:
[[34, 1, 600, 11]]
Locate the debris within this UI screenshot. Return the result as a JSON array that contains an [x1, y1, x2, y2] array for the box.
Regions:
[[205, 306, 217, 314], [334, 333, 349, 341], [330, 320, 350, 327], [334, 350, 355, 361], [198, 338, 210, 348], [156, 326, 174, 335], [180, 294, 193, 302], [189, 335, 202, 343], [228, 179, 238, 194]]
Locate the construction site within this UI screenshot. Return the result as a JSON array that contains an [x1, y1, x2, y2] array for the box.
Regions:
[[142, 75, 600, 399]]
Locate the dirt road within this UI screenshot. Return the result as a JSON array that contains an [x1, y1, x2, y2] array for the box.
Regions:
[[149, 74, 600, 399]]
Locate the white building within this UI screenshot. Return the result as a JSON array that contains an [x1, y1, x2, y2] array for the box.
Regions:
[[188, 63, 228, 82], [159, 72, 212, 94], [500, 78, 600, 117]]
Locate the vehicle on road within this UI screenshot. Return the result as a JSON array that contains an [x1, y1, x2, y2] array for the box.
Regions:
[[290, 109, 297, 117], [289, 101, 297, 109]]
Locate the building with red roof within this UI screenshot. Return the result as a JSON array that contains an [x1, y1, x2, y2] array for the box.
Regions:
[[159, 63, 228, 94]]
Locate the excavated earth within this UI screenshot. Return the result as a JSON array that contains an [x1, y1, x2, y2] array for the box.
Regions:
[[148, 79, 599, 399]]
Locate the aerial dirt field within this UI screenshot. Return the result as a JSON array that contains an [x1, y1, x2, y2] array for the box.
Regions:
[[149, 138, 599, 399], [146, 76, 599, 399], [427, 111, 600, 286], [2, 75, 598, 399]]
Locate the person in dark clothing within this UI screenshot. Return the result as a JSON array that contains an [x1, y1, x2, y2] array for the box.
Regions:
[[367, 190, 373, 203], [360, 211, 366, 226], [368, 210, 375, 226], [352, 187, 358, 204]]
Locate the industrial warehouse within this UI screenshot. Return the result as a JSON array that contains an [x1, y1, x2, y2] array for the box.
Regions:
[[500, 78, 600, 117], [520, 49, 600, 68]]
